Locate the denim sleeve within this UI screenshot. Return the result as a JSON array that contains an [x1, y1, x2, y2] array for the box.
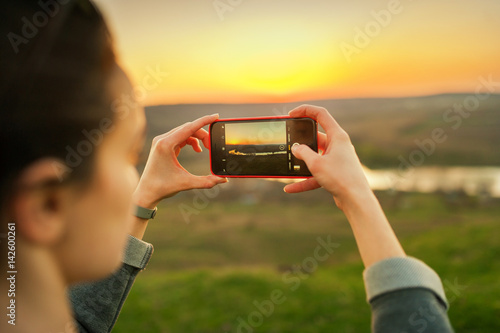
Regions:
[[68, 235, 153, 333], [363, 257, 454, 333]]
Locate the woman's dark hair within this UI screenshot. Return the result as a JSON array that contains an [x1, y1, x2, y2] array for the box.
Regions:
[[0, 0, 116, 208]]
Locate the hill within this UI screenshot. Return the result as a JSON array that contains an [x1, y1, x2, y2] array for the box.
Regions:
[[141, 94, 500, 172]]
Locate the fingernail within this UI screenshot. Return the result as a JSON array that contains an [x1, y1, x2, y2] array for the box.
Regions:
[[283, 187, 288, 193], [211, 113, 219, 117]]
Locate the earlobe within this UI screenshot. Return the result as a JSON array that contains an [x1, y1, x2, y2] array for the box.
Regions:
[[10, 158, 70, 246]]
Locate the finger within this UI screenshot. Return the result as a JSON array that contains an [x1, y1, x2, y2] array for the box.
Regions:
[[172, 128, 210, 149], [169, 114, 219, 148], [189, 174, 229, 190], [202, 134, 210, 150], [284, 178, 321, 193], [154, 122, 185, 142], [173, 127, 208, 140], [292, 144, 320, 166], [288, 105, 341, 137], [186, 137, 202, 152], [189, 128, 210, 149], [317, 132, 327, 152], [153, 114, 219, 148]]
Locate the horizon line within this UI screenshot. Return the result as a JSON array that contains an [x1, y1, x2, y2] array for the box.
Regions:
[[144, 91, 500, 108]]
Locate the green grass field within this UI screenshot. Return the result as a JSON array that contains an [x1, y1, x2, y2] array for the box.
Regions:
[[113, 191, 500, 332]]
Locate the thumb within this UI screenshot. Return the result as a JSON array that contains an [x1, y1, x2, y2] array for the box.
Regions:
[[292, 144, 319, 166], [192, 175, 228, 190]]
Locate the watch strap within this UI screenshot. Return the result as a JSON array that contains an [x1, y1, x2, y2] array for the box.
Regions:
[[134, 205, 157, 220]]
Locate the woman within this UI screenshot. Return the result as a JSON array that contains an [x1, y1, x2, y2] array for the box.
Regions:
[[0, 1, 453, 332], [0, 1, 225, 332]]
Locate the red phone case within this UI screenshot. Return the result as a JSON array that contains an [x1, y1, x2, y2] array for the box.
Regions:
[[209, 115, 317, 179]]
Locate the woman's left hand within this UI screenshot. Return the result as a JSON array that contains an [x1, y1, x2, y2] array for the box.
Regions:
[[132, 114, 228, 209]]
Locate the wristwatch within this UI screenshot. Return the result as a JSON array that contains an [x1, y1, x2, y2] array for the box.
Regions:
[[134, 205, 157, 220]]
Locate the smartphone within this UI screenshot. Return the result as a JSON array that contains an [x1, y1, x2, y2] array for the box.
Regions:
[[210, 116, 317, 178]]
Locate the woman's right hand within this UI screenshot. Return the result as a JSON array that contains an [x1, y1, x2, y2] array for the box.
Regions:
[[283, 105, 372, 210], [133, 114, 227, 210]]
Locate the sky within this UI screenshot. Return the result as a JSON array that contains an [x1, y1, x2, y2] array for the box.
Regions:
[[94, 0, 500, 105], [225, 121, 286, 145]]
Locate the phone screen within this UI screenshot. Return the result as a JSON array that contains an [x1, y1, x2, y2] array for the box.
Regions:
[[210, 117, 317, 177]]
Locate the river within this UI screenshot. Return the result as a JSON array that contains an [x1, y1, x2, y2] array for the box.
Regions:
[[364, 166, 500, 198]]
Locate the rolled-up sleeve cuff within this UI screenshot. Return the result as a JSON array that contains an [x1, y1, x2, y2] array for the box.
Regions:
[[122, 235, 154, 270], [363, 256, 449, 309]]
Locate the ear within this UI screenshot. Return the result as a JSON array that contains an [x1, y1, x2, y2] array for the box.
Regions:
[[9, 158, 72, 245]]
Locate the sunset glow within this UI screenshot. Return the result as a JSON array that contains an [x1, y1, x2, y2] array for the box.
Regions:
[[95, 0, 500, 105], [225, 121, 286, 145]]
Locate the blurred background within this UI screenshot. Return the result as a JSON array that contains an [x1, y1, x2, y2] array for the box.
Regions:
[[95, 0, 500, 332]]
